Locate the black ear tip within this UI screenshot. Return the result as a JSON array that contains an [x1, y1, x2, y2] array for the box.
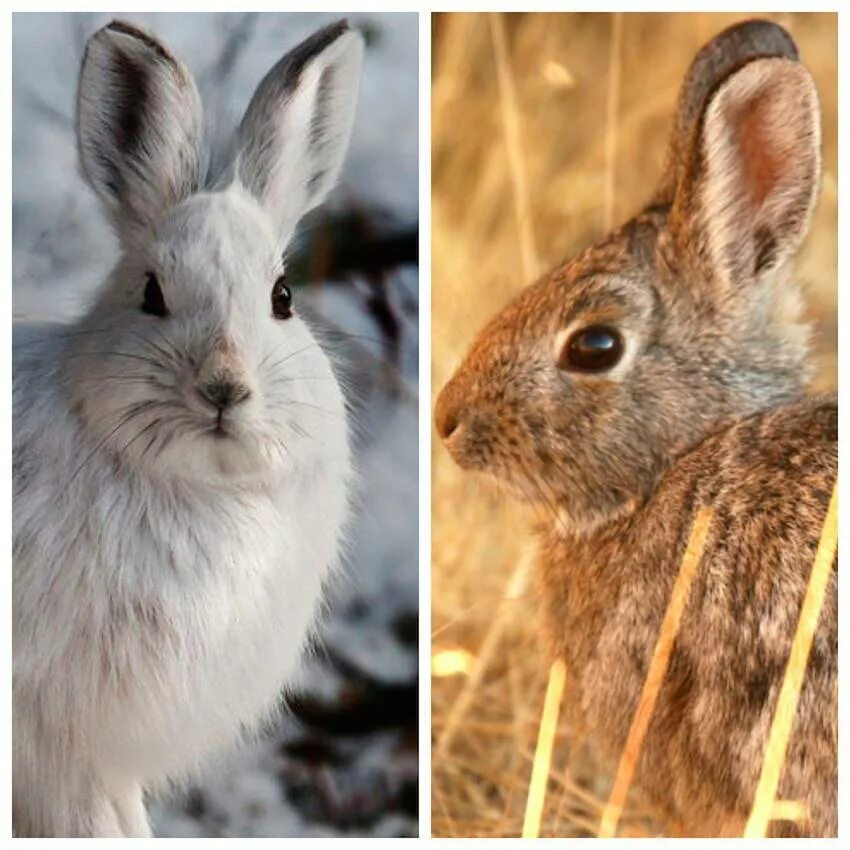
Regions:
[[278, 19, 358, 79], [706, 18, 799, 64], [319, 18, 352, 43], [103, 19, 147, 40], [97, 19, 175, 63]]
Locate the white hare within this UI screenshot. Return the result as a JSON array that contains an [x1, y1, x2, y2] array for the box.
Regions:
[[13, 18, 362, 837]]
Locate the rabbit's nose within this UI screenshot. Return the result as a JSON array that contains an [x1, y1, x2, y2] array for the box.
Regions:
[[434, 383, 463, 441], [197, 378, 251, 411], [196, 340, 252, 411]]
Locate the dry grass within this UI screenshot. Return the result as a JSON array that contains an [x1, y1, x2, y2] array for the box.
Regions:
[[431, 12, 837, 838]]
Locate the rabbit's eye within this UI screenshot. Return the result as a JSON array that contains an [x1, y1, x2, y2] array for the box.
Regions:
[[141, 273, 168, 318], [272, 275, 293, 320], [558, 325, 623, 373]]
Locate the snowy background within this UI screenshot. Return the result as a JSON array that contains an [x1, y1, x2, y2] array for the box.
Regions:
[[13, 12, 418, 837]]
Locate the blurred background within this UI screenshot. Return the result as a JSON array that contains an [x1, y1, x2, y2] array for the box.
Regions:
[[431, 12, 836, 838], [13, 11, 418, 837]]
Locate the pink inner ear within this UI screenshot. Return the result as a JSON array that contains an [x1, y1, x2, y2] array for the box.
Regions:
[[736, 92, 788, 208]]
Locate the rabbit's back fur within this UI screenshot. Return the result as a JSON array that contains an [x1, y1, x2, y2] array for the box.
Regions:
[[538, 395, 836, 836]]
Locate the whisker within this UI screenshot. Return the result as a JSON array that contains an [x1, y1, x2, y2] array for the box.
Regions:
[[67, 403, 153, 484], [273, 399, 347, 421], [261, 335, 390, 376], [118, 417, 163, 459], [128, 331, 177, 366], [284, 419, 310, 440], [314, 330, 391, 347], [261, 341, 325, 373], [268, 375, 338, 384], [67, 350, 165, 370], [75, 374, 163, 386], [257, 337, 291, 371], [149, 326, 183, 362], [140, 428, 162, 463]]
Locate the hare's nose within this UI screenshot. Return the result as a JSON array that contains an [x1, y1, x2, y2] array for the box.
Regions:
[[196, 340, 252, 411], [434, 382, 463, 441], [197, 378, 251, 411]]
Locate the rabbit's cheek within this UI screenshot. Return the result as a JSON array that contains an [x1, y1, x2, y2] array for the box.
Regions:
[[461, 413, 517, 476]]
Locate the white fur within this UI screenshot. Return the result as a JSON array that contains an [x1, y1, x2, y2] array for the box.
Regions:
[[13, 19, 362, 837], [235, 29, 364, 248], [76, 23, 205, 244]]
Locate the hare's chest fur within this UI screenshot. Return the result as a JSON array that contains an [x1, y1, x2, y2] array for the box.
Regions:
[[13, 367, 350, 784], [123, 483, 343, 778]]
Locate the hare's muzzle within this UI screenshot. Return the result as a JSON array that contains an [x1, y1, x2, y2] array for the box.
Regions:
[[434, 385, 460, 441], [195, 341, 254, 420], [435, 377, 478, 470]]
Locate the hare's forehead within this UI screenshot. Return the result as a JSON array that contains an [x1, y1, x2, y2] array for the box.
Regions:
[[156, 190, 279, 272], [491, 271, 655, 340]]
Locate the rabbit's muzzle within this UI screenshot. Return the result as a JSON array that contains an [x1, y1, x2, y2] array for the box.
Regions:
[[435, 376, 495, 472], [196, 378, 251, 412], [434, 381, 461, 441], [194, 341, 254, 420]]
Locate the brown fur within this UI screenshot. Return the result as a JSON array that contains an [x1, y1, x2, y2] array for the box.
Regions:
[[537, 398, 836, 836], [435, 20, 835, 836]]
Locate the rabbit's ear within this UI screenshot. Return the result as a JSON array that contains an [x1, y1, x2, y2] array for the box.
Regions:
[[654, 20, 799, 205], [669, 54, 820, 288], [233, 20, 364, 246], [77, 20, 204, 235]]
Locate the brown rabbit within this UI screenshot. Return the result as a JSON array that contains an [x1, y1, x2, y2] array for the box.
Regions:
[[435, 19, 836, 837]]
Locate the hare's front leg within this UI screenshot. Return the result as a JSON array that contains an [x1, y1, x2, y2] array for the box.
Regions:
[[66, 786, 128, 837], [14, 755, 148, 837], [14, 776, 121, 837], [112, 784, 152, 837]]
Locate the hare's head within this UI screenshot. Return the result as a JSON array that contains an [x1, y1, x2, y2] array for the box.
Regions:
[[436, 20, 821, 531], [67, 19, 363, 483]]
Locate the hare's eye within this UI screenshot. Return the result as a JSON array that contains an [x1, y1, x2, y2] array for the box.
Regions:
[[271, 275, 293, 320], [141, 273, 168, 318], [558, 325, 623, 373]]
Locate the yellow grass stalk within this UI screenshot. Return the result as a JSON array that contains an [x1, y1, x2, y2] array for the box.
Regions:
[[597, 506, 714, 838], [744, 479, 838, 837], [488, 13, 540, 281], [522, 658, 567, 837], [769, 800, 809, 824], [603, 12, 623, 232]]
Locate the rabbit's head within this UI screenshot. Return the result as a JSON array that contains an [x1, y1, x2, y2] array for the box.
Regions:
[[435, 20, 822, 531], [66, 19, 363, 483]]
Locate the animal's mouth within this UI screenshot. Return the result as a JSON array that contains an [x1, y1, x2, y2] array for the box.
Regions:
[[207, 411, 232, 439]]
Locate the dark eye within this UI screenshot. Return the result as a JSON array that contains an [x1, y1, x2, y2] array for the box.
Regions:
[[558, 325, 623, 373], [141, 273, 168, 317], [272, 275, 293, 320]]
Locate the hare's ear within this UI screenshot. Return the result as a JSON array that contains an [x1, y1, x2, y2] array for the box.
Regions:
[[233, 20, 364, 246], [659, 20, 821, 288], [76, 20, 204, 236], [670, 56, 820, 287], [654, 20, 799, 204]]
